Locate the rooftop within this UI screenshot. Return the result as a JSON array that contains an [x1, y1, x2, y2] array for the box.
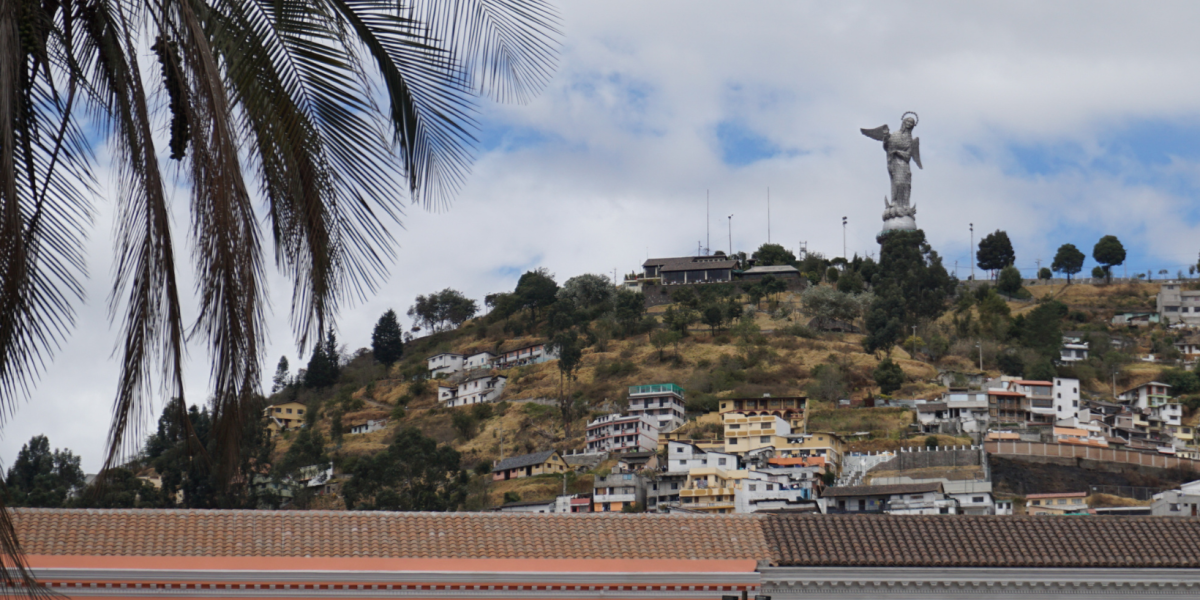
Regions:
[[492, 449, 559, 472], [741, 265, 800, 274], [644, 256, 737, 272], [1026, 492, 1089, 499], [821, 483, 943, 498], [629, 383, 684, 396]]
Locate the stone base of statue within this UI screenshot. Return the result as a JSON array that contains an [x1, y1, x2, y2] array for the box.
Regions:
[[877, 201, 917, 242]]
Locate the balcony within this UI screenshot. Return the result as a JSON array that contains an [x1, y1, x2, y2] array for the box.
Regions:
[[594, 493, 636, 504]]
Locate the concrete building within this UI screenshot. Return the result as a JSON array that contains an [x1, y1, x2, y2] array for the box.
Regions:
[[626, 383, 686, 432], [427, 353, 463, 376], [1151, 480, 1200, 517], [646, 472, 686, 512], [263, 401, 308, 437], [679, 466, 746, 514], [642, 256, 736, 284], [593, 471, 647, 512], [437, 374, 506, 407], [719, 394, 807, 430], [347, 419, 386, 435], [740, 265, 802, 280], [1053, 377, 1082, 423], [494, 343, 558, 368], [1118, 381, 1173, 409], [665, 441, 738, 473], [463, 351, 495, 370], [585, 413, 659, 454], [1059, 336, 1089, 363], [1025, 492, 1089, 515], [823, 482, 954, 515], [1158, 282, 1200, 326]]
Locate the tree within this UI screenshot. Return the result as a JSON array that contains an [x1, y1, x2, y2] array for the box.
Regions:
[[613, 289, 647, 335], [304, 332, 341, 388], [371, 310, 405, 366], [1093, 235, 1126, 283], [4, 436, 85, 508], [515, 269, 559, 319], [1038, 267, 1052, 281], [408, 289, 478, 333], [806, 364, 847, 403], [873, 359, 905, 395], [702, 305, 725, 335], [826, 267, 840, 283], [1092, 265, 1107, 279], [1051, 244, 1085, 283], [751, 243, 796, 267], [864, 230, 955, 353], [997, 266, 1023, 295], [73, 468, 163, 509], [837, 269, 865, 294], [271, 357, 291, 394], [549, 330, 584, 438], [558, 274, 614, 311], [977, 230, 1016, 277], [0, 2, 561, 561], [341, 428, 467, 511], [1021, 301, 1068, 360], [801, 286, 862, 323]]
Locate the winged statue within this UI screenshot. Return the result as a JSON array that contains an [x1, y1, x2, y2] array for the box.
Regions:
[[862, 112, 922, 231]]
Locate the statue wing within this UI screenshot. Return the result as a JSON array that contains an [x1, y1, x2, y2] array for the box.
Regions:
[[912, 136, 922, 169], [860, 124, 889, 142]]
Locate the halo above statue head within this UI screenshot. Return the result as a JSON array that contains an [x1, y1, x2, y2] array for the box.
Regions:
[[901, 111, 919, 127]]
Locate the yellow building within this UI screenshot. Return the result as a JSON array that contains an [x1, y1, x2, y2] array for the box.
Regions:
[[723, 413, 791, 454], [776, 431, 847, 473], [263, 401, 308, 437], [719, 395, 807, 430], [679, 467, 747, 514]]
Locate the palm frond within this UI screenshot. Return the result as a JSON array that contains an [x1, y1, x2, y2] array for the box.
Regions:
[[411, 0, 562, 104]]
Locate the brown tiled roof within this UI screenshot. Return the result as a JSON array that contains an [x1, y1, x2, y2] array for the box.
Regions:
[[763, 514, 1200, 568], [821, 483, 942, 498], [12, 509, 770, 561]]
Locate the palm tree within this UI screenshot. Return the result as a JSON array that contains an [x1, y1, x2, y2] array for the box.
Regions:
[[0, 0, 559, 591]]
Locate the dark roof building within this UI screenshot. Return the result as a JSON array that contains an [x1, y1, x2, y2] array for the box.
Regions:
[[492, 449, 559, 473], [642, 256, 736, 284]]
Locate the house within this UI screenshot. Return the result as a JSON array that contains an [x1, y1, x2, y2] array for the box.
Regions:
[[1175, 335, 1200, 357], [1025, 491, 1089, 515], [1052, 377, 1082, 424], [823, 482, 954, 515], [427, 352, 463, 376], [986, 389, 1027, 424], [1059, 335, 1088, 363], [735, 472, 819, 513], [986, 379, 1056, 424], [642, 255, 736, 284], [1151, 480, 1200, 517], [626, 383, 687, 432], [615, 451, 658, 473], [646, 472, 687, 512], [720, 394, 807, 430], [494, 499, 557, 513], [665, 441, 739, 473], [438, 374, 506, 407], [585, 413, 659, 454], [678, 466, 747, 513], [918, 390, 990, 434], [1111, 311, 1160, 326], [593, 471, 647, 512], [491, 450, 568, 481], [723, 413, 791, 455], [1117, 381, 1173, 409], [262, 401, 307, 437], [463, 351, 495, 370], [555, 493, 593, 513], [739, 265, 802, 280], [494, 343, 558, 368], [348, 418, 386, 435], [1157, 283, 1200, 326]]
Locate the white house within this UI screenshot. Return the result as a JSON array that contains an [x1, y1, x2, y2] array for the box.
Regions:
[[438, 374, 507, 407], [1052, 377, 1082, 424], [494, 343, 559, 369], [427, 353, 464, 377], [585, 413, 659, 454], [348, 419, 387, 435], [665, 441, 738, 473], [464, 351, 495, 370], [1117, 381, 1173, 409], [1151, 480, 1200, 517], [1059, 336, 1088, 363], [626, 383, 687, 433], [822, 482, 955, 515], [735, 471, 817, 513]]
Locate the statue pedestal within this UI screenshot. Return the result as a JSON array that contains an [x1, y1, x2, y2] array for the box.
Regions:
[[882, 215, 916, 232]]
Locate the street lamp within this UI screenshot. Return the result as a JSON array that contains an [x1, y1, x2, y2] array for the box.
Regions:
[[728, 214, 734, 257], [842, 216, 848, 260], [969, 223, 975, 282], [976, 342, 983, 371]]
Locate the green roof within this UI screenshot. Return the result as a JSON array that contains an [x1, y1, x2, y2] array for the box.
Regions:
[[629, 383, 684, 396]]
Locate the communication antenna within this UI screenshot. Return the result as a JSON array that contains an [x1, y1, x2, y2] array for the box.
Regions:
[[706, 190, 710, 255]]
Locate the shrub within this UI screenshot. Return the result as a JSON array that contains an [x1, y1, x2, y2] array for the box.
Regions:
[[471, 403, 494, 421], [873, 359, 905, 395], [503, 492, 520, 504]]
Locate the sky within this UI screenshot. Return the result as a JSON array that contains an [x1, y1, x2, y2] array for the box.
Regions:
[[8, 1, 1200, 472]]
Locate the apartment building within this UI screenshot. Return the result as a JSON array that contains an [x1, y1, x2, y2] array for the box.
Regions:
[[585, 413, 659, 454], [626, 383, 686, 432]]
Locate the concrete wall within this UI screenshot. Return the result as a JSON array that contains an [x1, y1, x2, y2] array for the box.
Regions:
[[986, 441, 1200, 472]]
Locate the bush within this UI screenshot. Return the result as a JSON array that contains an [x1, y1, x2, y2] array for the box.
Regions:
[[997, 266, 1022, 295], [471, 403, 494, 421], [451, 410, 478, 439], [997, 352, 1024, 376], [503, 491, 520, 504], [686, 393, 720, 414], [779, 323, 817, 339], [925, 435, 938, 448], [595, 359, 638, 378], [1160, 369, 1200, 395], [1025, 357, 1057, 381], [873, 358, 905, 395]]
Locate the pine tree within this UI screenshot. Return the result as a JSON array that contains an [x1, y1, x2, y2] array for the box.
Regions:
[[371, 310, 405, 366], [271, 356, 290, 393]]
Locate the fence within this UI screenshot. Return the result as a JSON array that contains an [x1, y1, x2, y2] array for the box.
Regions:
[[986, 441, 1200, 472]]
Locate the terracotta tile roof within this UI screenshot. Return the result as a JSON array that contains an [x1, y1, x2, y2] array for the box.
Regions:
[[763, 514, 1200, 568], [12, 509, 770, 561]]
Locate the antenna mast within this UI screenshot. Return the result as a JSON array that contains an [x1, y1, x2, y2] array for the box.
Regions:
[[706, 190, 710, 255], [767, 187, 771, 244]]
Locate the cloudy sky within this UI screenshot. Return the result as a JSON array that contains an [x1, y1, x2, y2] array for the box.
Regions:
[[7, 1, 1200, 471]]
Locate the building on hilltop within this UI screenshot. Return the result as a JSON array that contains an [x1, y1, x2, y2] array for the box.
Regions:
[[437, 374, 506, 408], [739, 264, 801, 280], [491, 449, 567, 481], [1118, 381, 1173, 409], [1158, 282, 1200, 326], [262, 401, 307, 437], [427, 352, 463, 376], [626, 383, 686, 432], [494, 342, 558, 368], [1059, 335, 1089, 363], [585, 413, 659, 454], [720, 394, 807, 430], [642, 255, 736, 285]]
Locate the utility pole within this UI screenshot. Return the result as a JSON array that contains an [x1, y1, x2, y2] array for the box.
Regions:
[[976, 342, 983, 371], [728, 214, 733, 256], [767, 187, 771, 244], [706, 190, 710, 256], [970, 223, 975, 282], [842, 216, 848, 260]]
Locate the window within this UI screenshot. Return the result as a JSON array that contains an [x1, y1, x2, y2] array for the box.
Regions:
[[749, 485, 757, 492], [671, 482, 679, 490], [939, 507, 949, 514], [1071, 498, 1082, 504], [730, 438, 739, 444], [286, 408, 293, 414], [766, 484, 774, 491], [760, 436, 771, 443], [1170, 503, 1181, 511], [1057, 499, 1067, 505], [729, 424, 741, 429], [761, 422, 771, 429], [718, 458, 727, 465], [973, 496, 984, 503]]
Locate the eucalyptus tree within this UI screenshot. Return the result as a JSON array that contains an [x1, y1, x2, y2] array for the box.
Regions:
[[0, 0, 559, 587]]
